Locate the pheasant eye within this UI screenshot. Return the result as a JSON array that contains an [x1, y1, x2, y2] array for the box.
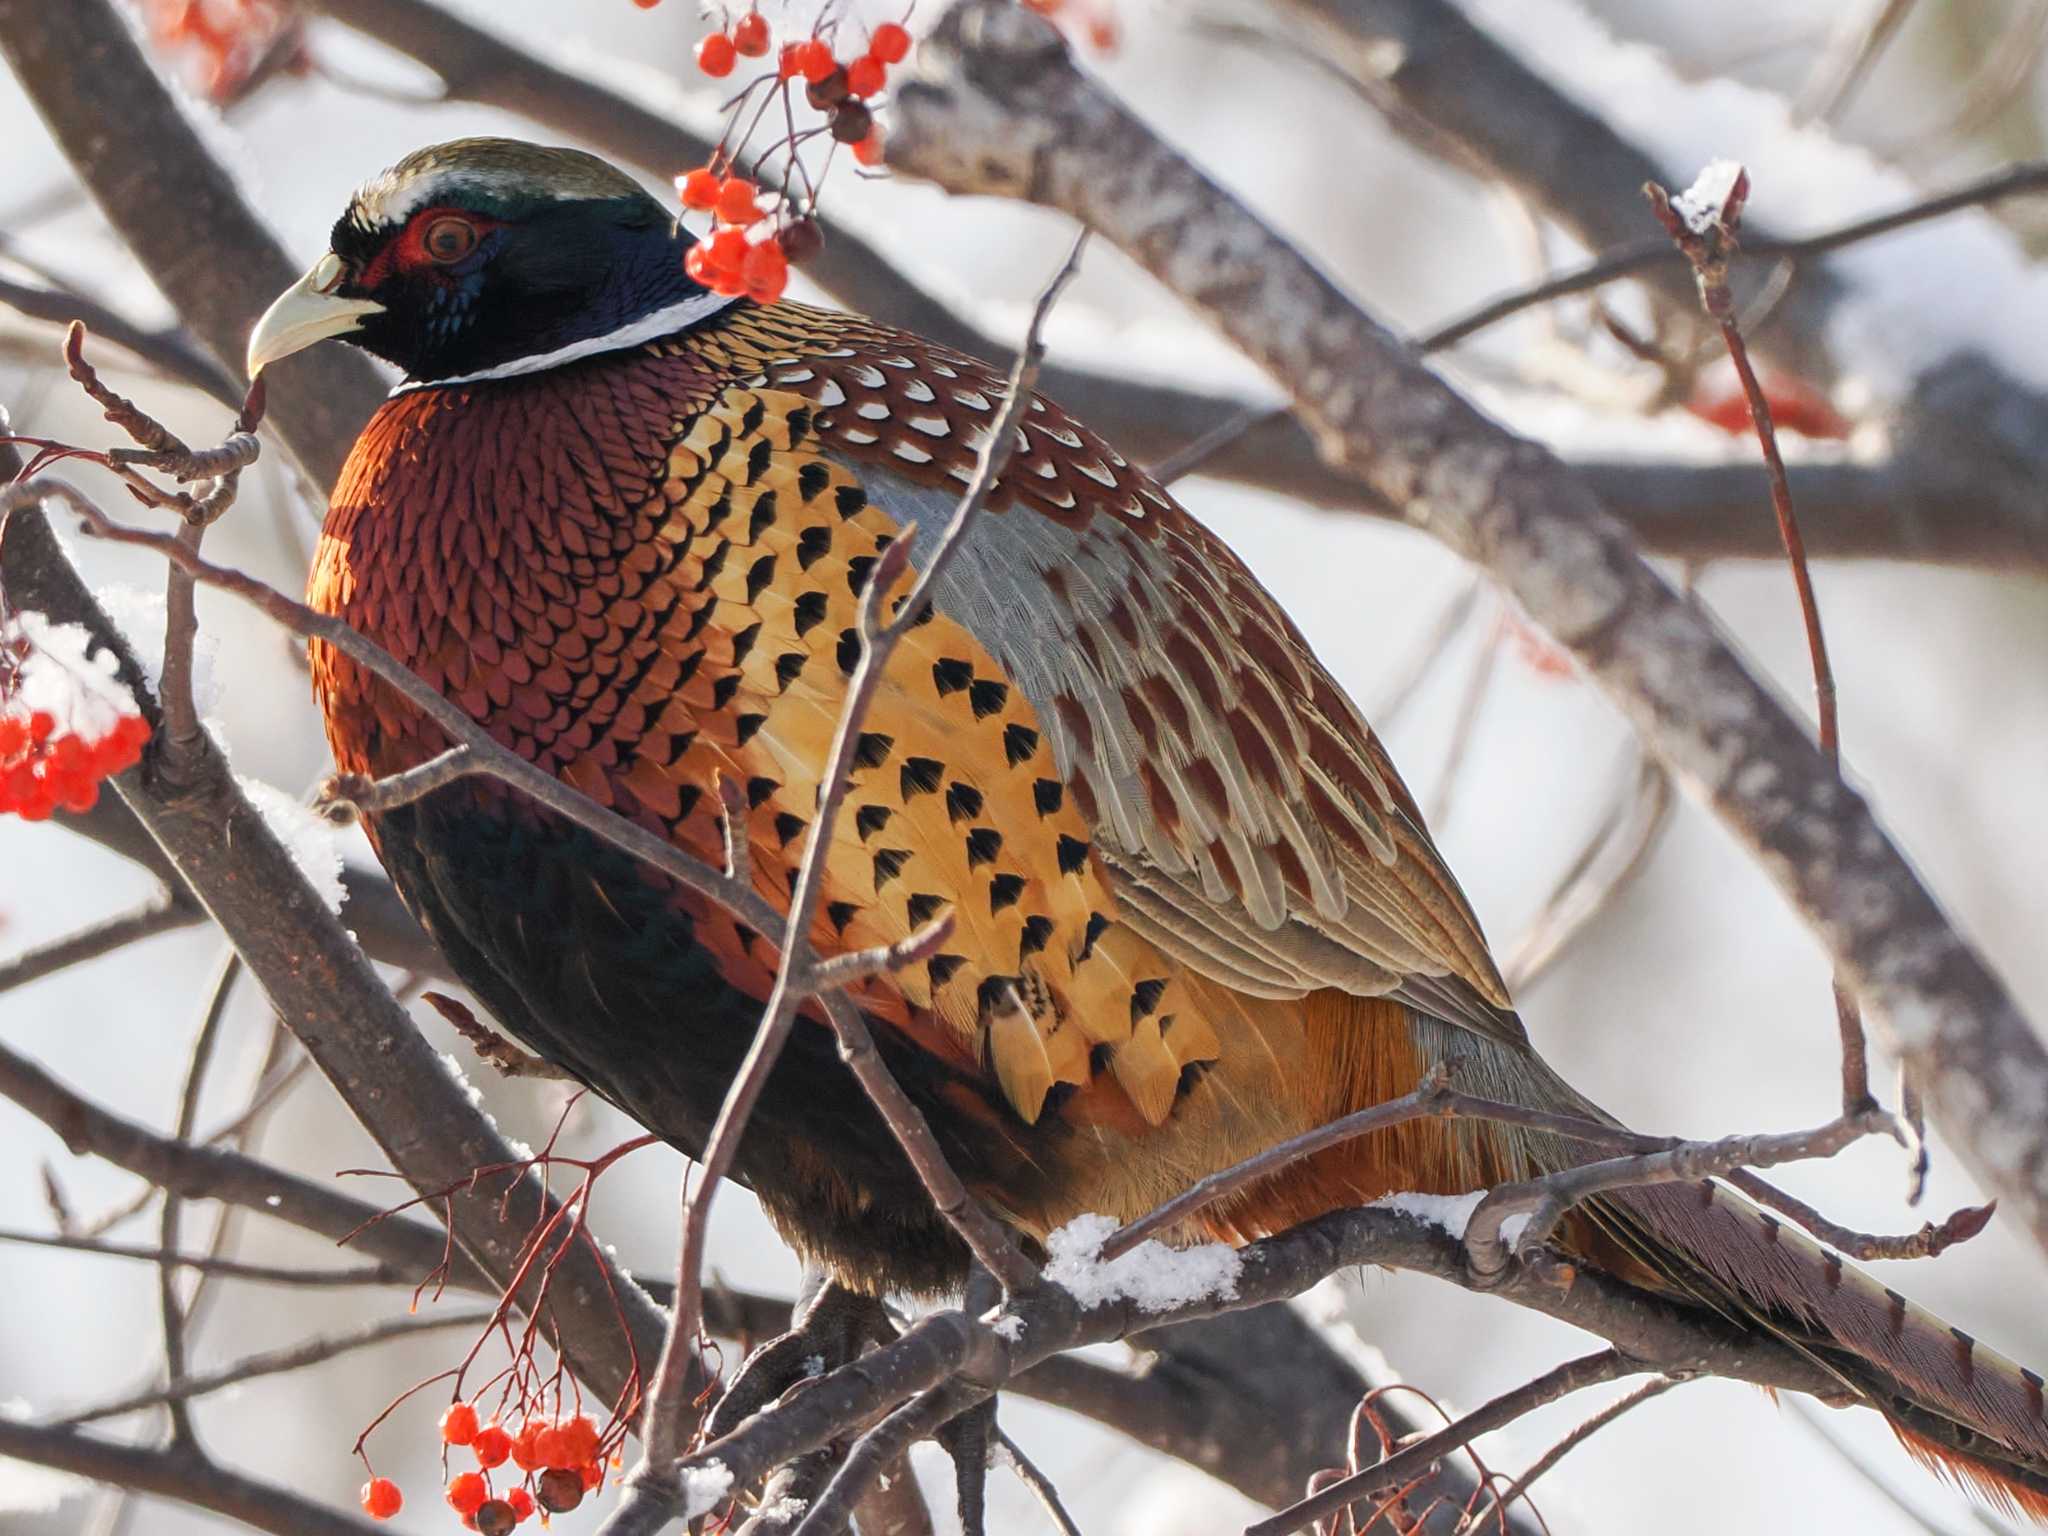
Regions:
[[422, 216, 478, 264]]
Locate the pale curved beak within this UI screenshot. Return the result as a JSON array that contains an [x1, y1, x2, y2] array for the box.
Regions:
[[245, 253, 385, 378]]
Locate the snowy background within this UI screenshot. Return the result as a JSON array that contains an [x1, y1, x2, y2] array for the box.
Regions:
[[4, 1, 2048, 1533]]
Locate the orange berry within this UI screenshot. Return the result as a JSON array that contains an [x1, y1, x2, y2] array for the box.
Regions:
[[695, 31, 737, 76], [556, 1416, 602, 1467], [579, 1460, 603, 1491], [530, 1425, 568, 1470], [795, 38, 835, 82], [506, 1486, 537, 1522], [852, 127, 885, 167], [511, 1421, 547, 1472], [473, 1423, 513, 1468], [869, 22, 910, 63], [845, 54, 884, 98], [732, 11, 770, 55], [441, 1402, 480, 1446], [714, 176, 760, 225], [631, 0, 661, 8], [446, 1471, 488, 1516], [707, 227, 751, 274], [360, 1477, 402, 1520], [777, 41, 803, 78], [677, 166, 720, 209]]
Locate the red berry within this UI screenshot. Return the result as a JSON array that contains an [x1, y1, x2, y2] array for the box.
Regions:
[[853, 127, 885, 167], [777, 41, 803, 78], [441, 1402, 480, 1446], [536, 1467, 584, 1513], [579, 1460, 603, 1491], [475, 1499, 518, 1536], [742, 238, 789, 304], [507, 1486, 537, 1522], [795, 38, 835, 82], [732, 11, 770, 56], [845, 54, 885, 98], [473, 1423, 513, 1468], [695, 31, 737, 76], [360, 1477, 403, 1520], [631, 0, 661, 8], [511, 1421, 547, 1472], [28, 710, 54, 743], [707, 227, 751, 274], [556, 1416, 602, 1466], [714, 176, 760, 225], [530, 1425, 568, 1470], [869, 22, 910, 63], [446, 1471, 488, 1516], [677, 166, 720, 210]]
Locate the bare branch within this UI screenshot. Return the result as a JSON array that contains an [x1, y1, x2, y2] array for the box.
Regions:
[[58, 1309, 496, 1427], [0, 899, 189, 996], [1248, 1350, 1634, 1536], [1457, 1375, 1686, 1535], [0, 1418, 386, 1536], [0, 1227, 407, 1286]]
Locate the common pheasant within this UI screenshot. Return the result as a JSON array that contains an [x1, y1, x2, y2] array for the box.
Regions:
[[249, 137, 2048, 1514]]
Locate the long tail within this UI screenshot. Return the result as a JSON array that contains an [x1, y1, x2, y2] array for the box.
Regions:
[[1258, 1000, 2048, 1520]]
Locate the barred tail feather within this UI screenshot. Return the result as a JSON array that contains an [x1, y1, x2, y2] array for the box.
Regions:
[[1605, 1175, 2048, 1518]]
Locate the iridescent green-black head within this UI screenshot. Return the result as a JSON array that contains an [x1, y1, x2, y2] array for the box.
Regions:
[[248, 137, 727, 387]]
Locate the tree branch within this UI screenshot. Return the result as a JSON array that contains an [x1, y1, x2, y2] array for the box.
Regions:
[[887, 0, 2048, 1261]]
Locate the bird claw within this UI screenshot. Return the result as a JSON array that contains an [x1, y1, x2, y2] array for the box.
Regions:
[[935, 1394, 997, 1536], [707, 1275, 892, 1442]]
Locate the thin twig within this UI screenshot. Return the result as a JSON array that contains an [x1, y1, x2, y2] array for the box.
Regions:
[[0, 1228, 408, 1285], [156, 948, 242, 1445], [0, 898, 191, 996], [995, 1429, 1085, 1536], [1417, 161, 2048, 354], [1457, 1376, 1684, 1534], [1246, 1351, 1635, 1536], [57, 1309, 496, 1426], [1145, 403, 1283, 487], [1503, 751, 1673, 993], [790, 1381, 983, 1536], [1645, 170, 1888, 1134]]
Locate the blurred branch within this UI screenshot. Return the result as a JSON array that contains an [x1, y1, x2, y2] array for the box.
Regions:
[[0, 1418, 385, 1536], [1418, 160, 2048, 353], [1259, 0, 1843, 378], [0, 1227, 407, 1286], [888, 1, 2048, 1259], [57, 1309, 496, 1427], [0, 272, 240, 406], [51, 790, 447, 977], [0, 898, 189, 995]]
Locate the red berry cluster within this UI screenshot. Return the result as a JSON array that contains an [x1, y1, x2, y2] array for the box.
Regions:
[[136, 0, 309, 104], [0, 709, 149, 819], [360, 1404, 612, 1529], [666, 10, 914, 304]]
